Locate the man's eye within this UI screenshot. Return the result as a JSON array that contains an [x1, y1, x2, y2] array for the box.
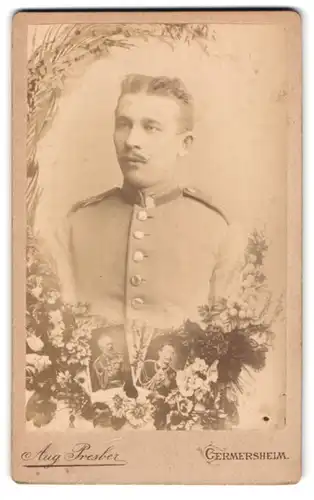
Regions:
[[144, 124, 159, 133], [116, 120, 130, 129]]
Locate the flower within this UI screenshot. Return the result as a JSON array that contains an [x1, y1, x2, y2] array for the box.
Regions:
[[242, 274, 255, 288], [191, 358, 208, 375], [172, 359, 216, 408], [176, 360, 212, 400], [49, 321, 65, 348], [107, 394, 125, 419], [56, 370, 72, 387], [248, 254, 257, 264], [212, 306, 240, 334], [236, 298, 249, 309], [243, 263, 255, 275], [26, 334, 44, 352], [176, 370, 195, 397], [228, 308, 238, 317], [31, 285, 43, 299], [63, 332, 91, 366], [192, 375, 211, 402], [46, 290, 60, 304], [219, 311, 229, 322], [50, 322, 65, 336], [177, 397, 193, 417], [74, 324, 92, 341], [49, 309, 63, 325], [165, 390, 178, 408], [238, 310, 246, 319], [75, 303, 90, 314], [207, 360, 218, 383], [26, 354, 51, 372], [124, 397, 153, 428]]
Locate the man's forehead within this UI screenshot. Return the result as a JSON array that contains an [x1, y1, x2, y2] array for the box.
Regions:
[[99, 336, 112, 343], [161, 345, 174, 351], [116, 93, 181, 121]]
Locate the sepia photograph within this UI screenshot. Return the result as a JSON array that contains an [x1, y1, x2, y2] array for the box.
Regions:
[[12, 10, 301, 484]]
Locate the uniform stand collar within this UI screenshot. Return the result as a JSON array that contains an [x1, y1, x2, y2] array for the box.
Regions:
[[121, 180, 182, 208]]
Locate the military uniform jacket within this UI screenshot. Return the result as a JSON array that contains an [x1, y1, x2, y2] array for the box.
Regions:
[[51, 182, 246, 331]]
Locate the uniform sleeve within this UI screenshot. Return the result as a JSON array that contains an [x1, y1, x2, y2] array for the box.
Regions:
[[208, 222, 248, 306], [38, 214, 78, 304]]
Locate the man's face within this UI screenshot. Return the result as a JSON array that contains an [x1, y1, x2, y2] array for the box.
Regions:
[[98, 335, 114, 355], [114, 93, 192, 190], [158, 345, 175, 366]]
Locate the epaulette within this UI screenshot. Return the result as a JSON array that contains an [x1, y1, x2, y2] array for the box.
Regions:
[[182, 187, 229, 225], [68, 187, 120, 215]]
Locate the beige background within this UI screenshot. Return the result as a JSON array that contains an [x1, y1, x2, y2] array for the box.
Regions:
[[12, 10, 301, 484], [32, 22, 287, 430]]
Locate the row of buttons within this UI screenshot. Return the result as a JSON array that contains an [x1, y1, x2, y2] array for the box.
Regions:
[[130, 209, 149, 309]]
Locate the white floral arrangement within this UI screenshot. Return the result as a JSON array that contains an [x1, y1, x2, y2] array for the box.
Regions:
[[25, 227, 282, 430]]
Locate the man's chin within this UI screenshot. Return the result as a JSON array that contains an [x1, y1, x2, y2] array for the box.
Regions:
[[123, 172, 158, 190]]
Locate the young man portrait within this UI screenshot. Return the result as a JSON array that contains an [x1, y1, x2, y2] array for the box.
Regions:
[[58, 73, 245, 334]]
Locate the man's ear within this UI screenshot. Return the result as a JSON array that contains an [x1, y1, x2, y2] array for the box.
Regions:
[[179, 133, 194, 157]]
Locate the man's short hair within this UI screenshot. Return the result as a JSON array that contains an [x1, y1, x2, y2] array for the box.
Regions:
[[158, 343, 175, 352], [117, 73, 194, 132], [97, 334, 112, 345]]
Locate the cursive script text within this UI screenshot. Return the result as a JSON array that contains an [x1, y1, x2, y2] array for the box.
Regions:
[[21, 441, 127, 468]]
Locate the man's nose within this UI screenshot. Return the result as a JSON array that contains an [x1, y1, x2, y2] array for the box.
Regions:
[[125, 126, 144, 148]]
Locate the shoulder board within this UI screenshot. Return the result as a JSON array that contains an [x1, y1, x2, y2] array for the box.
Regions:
[[68, 187, 120, 215], [182, 187, 229, 225]]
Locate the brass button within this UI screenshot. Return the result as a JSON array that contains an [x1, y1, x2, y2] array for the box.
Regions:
[[133, 251, 144, 262], [133, 230, 144, 240], [131, 297, 144, 308], [137, 210, 148, 221], [130, 275, 142, 286], [145, 196, 155, 209]]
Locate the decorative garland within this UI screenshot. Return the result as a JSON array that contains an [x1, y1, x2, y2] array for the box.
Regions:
[[26, 23, 283, 430]]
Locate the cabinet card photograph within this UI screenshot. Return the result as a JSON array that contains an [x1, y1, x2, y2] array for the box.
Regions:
[[12, 10, 302, 484]]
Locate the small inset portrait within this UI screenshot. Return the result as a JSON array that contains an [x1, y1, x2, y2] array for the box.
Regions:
[[139, 343, 177, 395], [90, 328, 125, 392]]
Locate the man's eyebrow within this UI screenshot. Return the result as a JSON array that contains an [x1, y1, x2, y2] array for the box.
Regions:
[[115, 114, 132, 122], [141, 117, 163, 126]]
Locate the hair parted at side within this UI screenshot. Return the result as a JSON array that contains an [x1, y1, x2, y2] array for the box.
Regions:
[[118, 73, 194, 132]]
